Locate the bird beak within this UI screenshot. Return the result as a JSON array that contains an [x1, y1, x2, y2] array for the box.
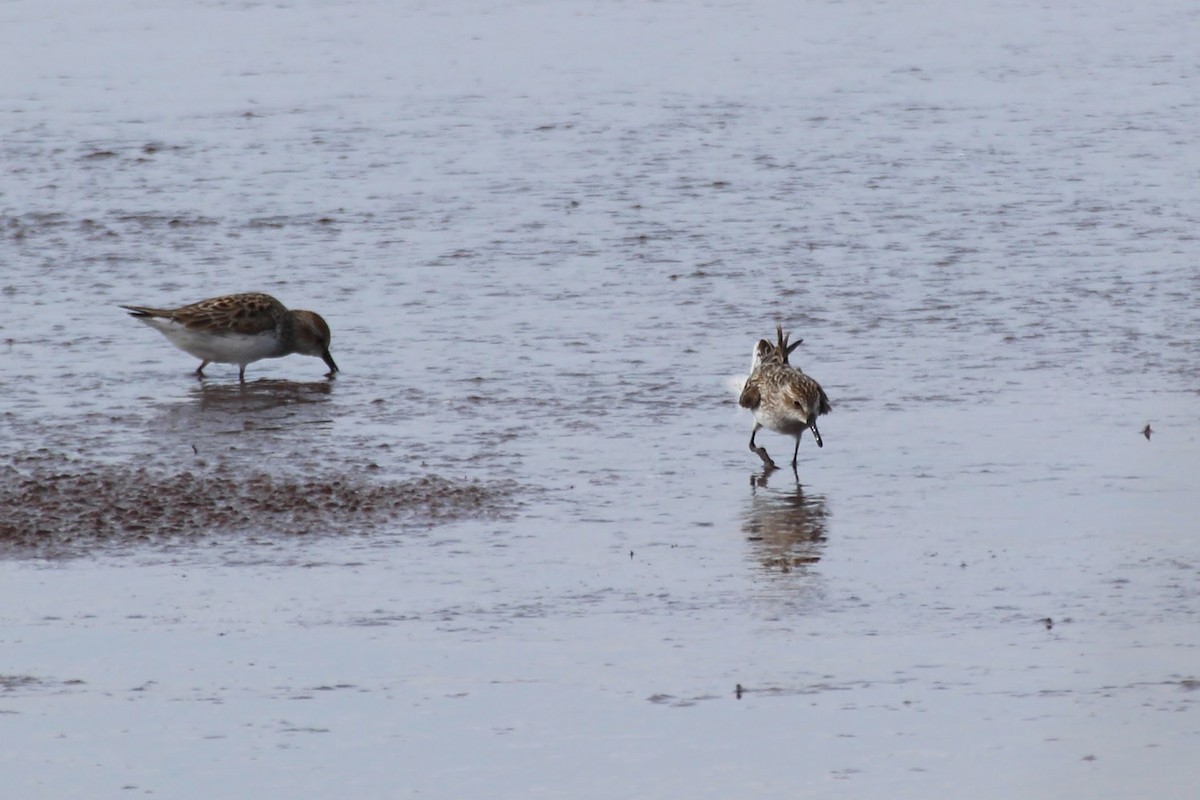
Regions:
[[322, 350, 339, 374]]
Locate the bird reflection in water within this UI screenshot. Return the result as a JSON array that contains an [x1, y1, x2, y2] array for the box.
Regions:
[[192, 378, 334, 413], [744, 470, 829, 573], [150, 379, 336, 448]]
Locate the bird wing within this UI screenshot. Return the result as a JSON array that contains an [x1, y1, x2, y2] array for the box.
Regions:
[[816, 383, 832, 416], [738, 379, 761, 410], [124, 293, 284, 336]]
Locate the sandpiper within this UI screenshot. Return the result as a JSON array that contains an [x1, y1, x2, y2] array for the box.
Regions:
[[738, 324, 830, 470], [121, 292, 338, 382]]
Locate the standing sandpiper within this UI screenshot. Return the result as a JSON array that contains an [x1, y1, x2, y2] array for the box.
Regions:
[[121, 292, 338, 382], [738, 324, 830, 470]]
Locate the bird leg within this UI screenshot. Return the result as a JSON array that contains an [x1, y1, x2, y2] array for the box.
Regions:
[[195, 360, 209, 379], [790, 426, 815, 468], [238, 365, 246, 383], [749, 425, 777, 470]]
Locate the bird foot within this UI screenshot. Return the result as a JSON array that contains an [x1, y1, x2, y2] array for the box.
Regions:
[[753, 446, 777, 471]]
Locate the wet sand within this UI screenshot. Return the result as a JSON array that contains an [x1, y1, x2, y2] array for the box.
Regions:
[[2, 0, 1199, 797], [0, 450, 514, 558]]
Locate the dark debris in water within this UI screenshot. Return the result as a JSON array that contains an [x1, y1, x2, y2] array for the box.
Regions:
[[0, 453, 516, 558], [1, 674, 45, 692], [0, 674, 86, 697]]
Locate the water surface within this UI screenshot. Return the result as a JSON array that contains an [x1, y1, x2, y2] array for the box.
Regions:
[[2, 1, 1198, 797]]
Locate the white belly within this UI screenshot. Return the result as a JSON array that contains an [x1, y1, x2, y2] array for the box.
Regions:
[[138, 318, 279, 365], [753, 404, 810, 437]]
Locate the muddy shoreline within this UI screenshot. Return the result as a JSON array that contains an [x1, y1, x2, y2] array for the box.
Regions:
[[1, 451, 517, 558]]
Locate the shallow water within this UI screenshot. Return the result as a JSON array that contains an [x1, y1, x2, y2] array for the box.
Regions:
[[2, 0, 1199, 797]]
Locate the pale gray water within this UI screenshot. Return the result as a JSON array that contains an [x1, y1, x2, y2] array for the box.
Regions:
[[2, 1, 1199, 797]]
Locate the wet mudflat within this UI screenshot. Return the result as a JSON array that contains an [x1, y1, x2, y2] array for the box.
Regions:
[[2, 0, 1199, 797]]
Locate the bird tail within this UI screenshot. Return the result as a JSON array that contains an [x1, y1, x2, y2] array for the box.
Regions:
[[775, 324, 804, 364], [120, 305, 164, 319]]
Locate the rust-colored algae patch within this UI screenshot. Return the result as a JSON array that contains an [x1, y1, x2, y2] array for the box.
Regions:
[[0, 454, 514, 557]]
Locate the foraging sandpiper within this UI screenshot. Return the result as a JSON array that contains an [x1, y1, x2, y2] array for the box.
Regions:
[[738, 324, 830, 470], [122, 292, 338, 382]]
